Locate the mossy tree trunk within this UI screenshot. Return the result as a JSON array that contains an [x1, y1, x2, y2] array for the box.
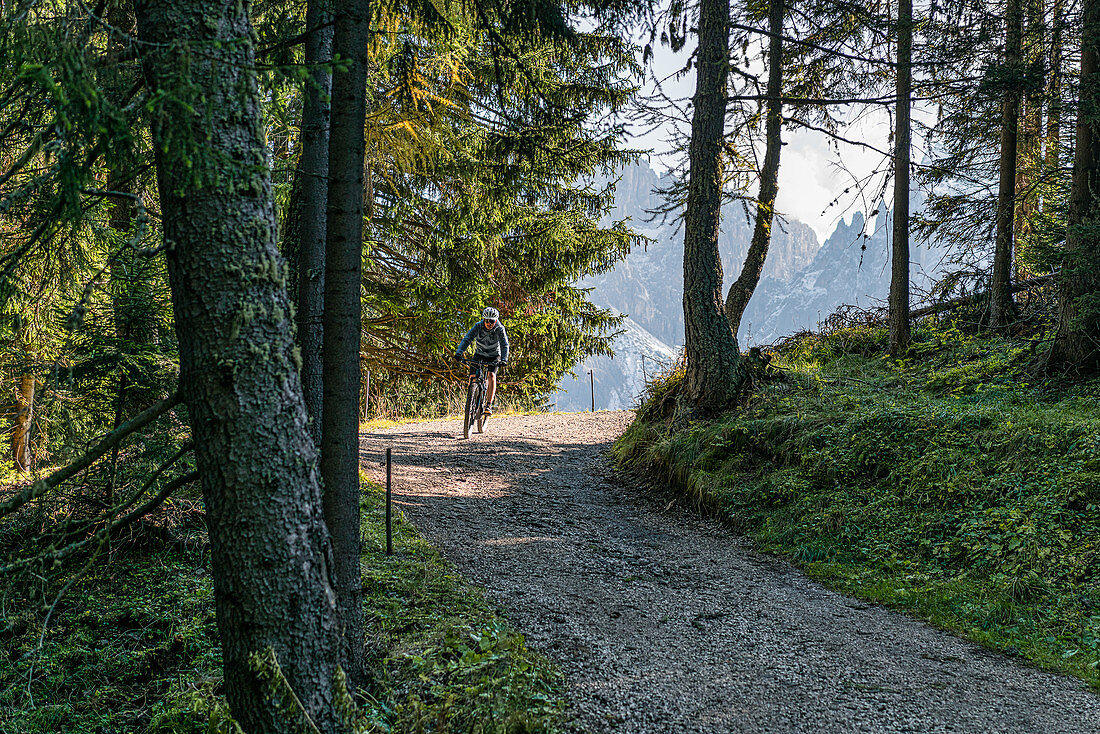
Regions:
[[1049, 0, 1100, 371], [991, 0, 1022, 328], [725, 0, 784, 335], [683, 0, 746, 413], [132, 1, 344, 731], [323, 0, 370, 687], [889, 0, 913, 357]]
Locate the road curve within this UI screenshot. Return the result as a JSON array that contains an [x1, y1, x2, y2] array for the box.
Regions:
[[360, 411, 1100, 734]]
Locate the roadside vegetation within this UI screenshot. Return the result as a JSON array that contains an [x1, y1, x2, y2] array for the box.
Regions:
[[615, 314, 1100, 689], [0, 477, 567, 733]]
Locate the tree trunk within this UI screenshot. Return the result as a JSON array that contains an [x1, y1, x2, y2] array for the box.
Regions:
[[292, 0, 333, 450], [682, 0, 746, 413], [1049, 0, 1100, 371], [132, 2, 344, 731], [991, 0, 1022, 327], [725, 0, 784, 335], [1047, 0, 1065, 171], [889, 0, 913, 357], [104, 0, 145, 503], [12, 334, 33, 473], [323, 0, 370, 687], [1012, 0, 1044, 279]]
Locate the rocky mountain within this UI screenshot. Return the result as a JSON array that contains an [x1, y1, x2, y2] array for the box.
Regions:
[[743, 205, 945, 344], [589, 162, 821, 348], [554, 160, 820, 411], [553, 160, 946, 411]]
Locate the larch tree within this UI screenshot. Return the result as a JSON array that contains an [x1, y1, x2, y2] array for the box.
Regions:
[[683, 0, 747, 412], [131, 0, 345, 730], [724, 0, 786, 335], [890, 0, 913, 357]]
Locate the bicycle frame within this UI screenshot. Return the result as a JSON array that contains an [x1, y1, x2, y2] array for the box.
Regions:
[[457, 357, 502, 439]]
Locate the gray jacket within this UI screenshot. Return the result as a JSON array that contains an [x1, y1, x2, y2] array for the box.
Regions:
[[457, 321, 510, 362]]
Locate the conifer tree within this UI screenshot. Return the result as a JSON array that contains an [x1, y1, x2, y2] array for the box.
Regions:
[[683, 0, 747, 412], [1049, 0, 1100, 370], [991, 0, 1024, 327], [890, 0, 914, 357], [132, 0, 344, 729]]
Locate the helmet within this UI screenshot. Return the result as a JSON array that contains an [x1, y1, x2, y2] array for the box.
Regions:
[[482, 307, 499, 321]]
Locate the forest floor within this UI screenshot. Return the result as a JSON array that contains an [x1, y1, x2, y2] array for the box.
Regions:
[[361, 411, 1100, 733]]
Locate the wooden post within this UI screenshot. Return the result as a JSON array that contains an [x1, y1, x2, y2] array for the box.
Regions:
[[385, 447, 392, 555]]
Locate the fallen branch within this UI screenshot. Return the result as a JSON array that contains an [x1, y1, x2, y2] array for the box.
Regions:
[[0, 391, 181, 518], [0, 470, 199, 576], [909, 275, 1054, 320]]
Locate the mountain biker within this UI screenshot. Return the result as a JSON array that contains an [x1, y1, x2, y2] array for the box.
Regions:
[[453, 307, 510, 415]]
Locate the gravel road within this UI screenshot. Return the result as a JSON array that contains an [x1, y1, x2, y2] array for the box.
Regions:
[[360, 411, 1100, 733]]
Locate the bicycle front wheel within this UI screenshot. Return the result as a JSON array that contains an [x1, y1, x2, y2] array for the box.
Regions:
[[463, 381, 479, 439], [476, 397, 488, 433]]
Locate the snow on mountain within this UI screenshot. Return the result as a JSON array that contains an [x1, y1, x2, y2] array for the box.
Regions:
[[553, 315, 678, 412]]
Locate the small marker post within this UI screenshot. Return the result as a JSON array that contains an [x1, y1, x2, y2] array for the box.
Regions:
[[385, 447, 393, 555], [588, 369, 595, 412]]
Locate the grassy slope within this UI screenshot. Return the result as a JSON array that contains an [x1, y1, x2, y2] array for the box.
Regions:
[[615, 321, 1100, 688], [0, 479, 566, 733]]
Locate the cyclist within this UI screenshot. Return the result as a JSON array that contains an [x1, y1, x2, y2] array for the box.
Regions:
[[454, 307, 510, 415]]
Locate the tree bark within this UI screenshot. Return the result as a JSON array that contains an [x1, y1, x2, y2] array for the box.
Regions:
[[1047, 0, 1065, 171], [682, 0, 746, 413], [725, 0, 785, 335], [889, 0, 913, 357], [103, 0, 146, 503], [1013, 0, 1044, 279], [1049, 0, 1100, 371], [991, 0, 1022, 327], [12, 333, 33, 473], [323, 0, 370, 687], [294, 0, 333, 450], [132, 2, 344, 731]]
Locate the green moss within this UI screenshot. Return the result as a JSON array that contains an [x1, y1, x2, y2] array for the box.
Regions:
[[1, 477, 566, 732]]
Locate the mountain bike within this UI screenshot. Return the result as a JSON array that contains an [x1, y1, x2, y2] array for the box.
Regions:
[[457, 357, 503, 439]]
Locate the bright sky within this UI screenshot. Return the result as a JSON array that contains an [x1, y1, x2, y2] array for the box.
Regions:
[[626, 44, 897, 243]]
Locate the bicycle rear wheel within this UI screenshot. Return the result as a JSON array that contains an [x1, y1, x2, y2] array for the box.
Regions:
[[463, 381, 479, 439]]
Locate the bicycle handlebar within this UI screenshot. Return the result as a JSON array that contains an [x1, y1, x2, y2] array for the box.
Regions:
[[456, 356, 505, 368]]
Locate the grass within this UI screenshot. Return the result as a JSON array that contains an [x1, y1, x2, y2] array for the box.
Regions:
[[615, 318, 1100, 688], [0, 477, 567, 733]]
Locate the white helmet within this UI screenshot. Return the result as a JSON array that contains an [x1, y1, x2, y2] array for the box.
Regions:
[[482, 307, 499, 321]]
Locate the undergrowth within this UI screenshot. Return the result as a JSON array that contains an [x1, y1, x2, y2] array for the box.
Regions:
[[615, 318, 1100, 689], [0, 478, 565, 732]]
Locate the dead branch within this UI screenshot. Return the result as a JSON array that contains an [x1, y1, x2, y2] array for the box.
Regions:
[[0, 391, 181, 518]]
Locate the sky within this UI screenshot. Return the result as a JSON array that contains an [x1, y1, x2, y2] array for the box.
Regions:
[[625, 43, 899, 244]]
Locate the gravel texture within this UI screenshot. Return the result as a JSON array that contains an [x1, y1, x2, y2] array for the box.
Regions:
[[360, 411, 1100, 733]]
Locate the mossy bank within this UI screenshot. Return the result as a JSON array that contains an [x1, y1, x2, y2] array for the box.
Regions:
[[0, 477, 566, 733]]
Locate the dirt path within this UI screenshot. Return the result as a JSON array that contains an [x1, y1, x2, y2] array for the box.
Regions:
[[360, 411, 1100, 733]]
